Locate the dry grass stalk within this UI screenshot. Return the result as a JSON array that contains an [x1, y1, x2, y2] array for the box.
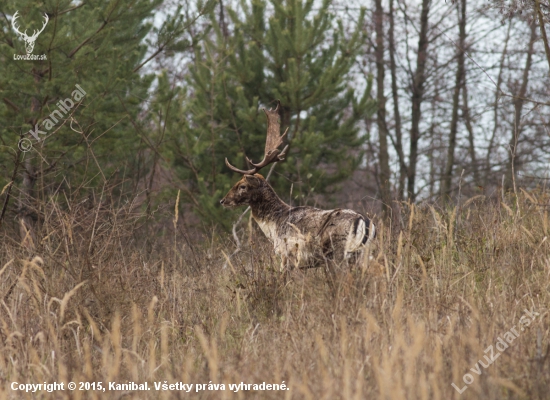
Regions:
[[0, 190, 549, 399]]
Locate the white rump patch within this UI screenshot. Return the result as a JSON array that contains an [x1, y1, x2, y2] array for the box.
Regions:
[[369, 223, 376, 244], [345, 218, 375, 254], [346, 219, 365, 253]]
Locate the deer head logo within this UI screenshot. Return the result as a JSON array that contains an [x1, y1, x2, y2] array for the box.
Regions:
[[11, 11, 49, 55]]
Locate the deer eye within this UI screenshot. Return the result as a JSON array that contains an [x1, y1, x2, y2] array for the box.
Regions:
[[239, 185, 246, 190]]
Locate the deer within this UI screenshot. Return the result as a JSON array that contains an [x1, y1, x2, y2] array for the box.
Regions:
[[11, 11, 49, 54], [220, 103, 376, 273]]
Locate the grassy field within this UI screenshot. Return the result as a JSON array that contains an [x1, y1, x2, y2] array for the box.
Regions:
[[0, 189, 549, 399]]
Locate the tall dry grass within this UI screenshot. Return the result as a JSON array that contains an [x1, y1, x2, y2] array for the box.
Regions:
[[0, 189, 549, 399]]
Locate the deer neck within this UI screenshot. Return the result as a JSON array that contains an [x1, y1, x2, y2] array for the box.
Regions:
[[249, 184, 289, 223]]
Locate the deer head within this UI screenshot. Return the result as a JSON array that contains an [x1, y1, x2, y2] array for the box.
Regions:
[[220, 174, 267, 208], [224, 102, 289, 175], [12, 11, 49, 54]]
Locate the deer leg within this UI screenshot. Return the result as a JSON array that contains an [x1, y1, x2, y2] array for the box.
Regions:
[[321, 257, 336, 296]]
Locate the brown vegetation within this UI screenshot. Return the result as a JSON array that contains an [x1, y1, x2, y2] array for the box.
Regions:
[[1, 189, 549, 399]]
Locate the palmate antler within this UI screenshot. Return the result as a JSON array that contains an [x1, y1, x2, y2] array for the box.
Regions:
[[225, 102, 289, 175], [12, 11, 49, 54]]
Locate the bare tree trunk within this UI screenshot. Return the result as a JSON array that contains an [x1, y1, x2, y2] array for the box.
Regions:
[[427, 121, 437, 199], [374, 0, 392, 220], [505, 21, 536, 191], [18, 72, 40, 248], [485, 20, 511, 185], [442, 0, 466, 199], [218, 0, 229, 39], [462, 80, 480, 184], [18, 160, 36, 248], [0, 148, 21, 231], [535, 0, 550, 72], [407, 0, 431, 202], [428, 73, 441, 200], [388, 0, 406, 201]]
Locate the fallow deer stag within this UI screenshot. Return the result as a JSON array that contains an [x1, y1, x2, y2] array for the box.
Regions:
[[220, 103, 376, 272]]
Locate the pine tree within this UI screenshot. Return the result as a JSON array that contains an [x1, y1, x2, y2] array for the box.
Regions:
[[169, 0, 376, 228], [0, 0, 212, 235]]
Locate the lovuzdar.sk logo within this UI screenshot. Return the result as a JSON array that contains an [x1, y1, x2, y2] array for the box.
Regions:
[[11, 10, 48, 61]]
